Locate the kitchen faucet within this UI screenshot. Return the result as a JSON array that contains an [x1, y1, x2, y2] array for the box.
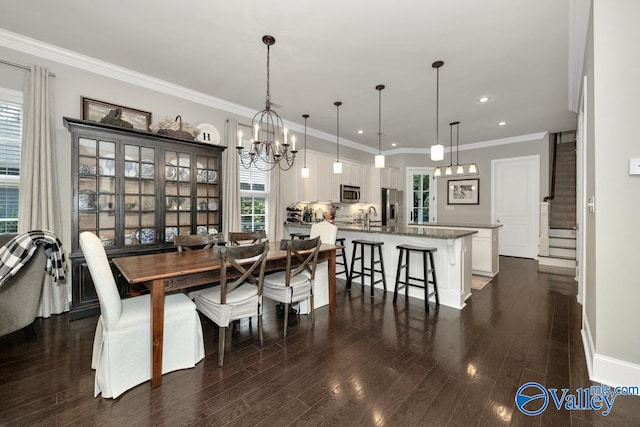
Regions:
[[366, 205, 378, 228]]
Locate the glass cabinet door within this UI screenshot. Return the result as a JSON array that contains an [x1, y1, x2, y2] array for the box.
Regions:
[[78, 138, 116, 247], [195, 154, 221, 235], [164, 150, 192, 242], [124, 144, 157, 245]]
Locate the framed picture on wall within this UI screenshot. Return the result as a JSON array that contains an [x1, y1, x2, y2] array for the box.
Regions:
[[447, 178, 479, 205], [81, 97, 152, 131]]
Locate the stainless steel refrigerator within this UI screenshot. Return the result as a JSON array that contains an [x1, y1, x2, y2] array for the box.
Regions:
[[381, 188, 403, 226]]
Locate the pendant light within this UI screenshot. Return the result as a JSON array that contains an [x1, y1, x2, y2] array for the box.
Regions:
[[301, 114, 310, 178], [374, 84, 385, 168], [436, 121, 479, 178], [445, 121, 453, 176], [454, 121, 464, 174], [333, 101, 343, 174], [430, 60, 445, 162]]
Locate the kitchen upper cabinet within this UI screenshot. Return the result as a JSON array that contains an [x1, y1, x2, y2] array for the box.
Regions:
[[381, 166, 399, 189]]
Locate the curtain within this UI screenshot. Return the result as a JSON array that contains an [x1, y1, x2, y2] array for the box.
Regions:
[[222, 119, 241, 238], [267, 167, 284, 242], [18, 65, 67, 317]]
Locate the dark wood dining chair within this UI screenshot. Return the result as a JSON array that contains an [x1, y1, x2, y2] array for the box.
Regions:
[[190, 242, 269, 367], [174, 234, 224, 252], [262, 237, 321, 337], [228, 230, 267, 246]]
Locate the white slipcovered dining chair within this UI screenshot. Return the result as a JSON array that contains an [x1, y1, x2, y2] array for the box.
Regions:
[[79, 231, 204, 398], [298, 221, 338, 314], [263, 237, 321, 337], [189, 242, 269, 367]]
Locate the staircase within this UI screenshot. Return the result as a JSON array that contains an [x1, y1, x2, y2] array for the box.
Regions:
[[539, 138, 577, 276]]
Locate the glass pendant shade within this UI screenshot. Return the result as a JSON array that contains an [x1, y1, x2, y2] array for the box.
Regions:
[[445, 165, 452, 176], [456, 164, 464, 174], [301, 167, 310, 178], [431, 144, 444, 161], [434, 167, 441, 177], [375, 154, 385, 168], [468, 163, 478, 174], [333, 161, 342, 174]]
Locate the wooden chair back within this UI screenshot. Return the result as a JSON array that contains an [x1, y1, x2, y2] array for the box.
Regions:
[[174, 234, 222, 252], [228, 230, 267, 246], [280, 236, 321, 286], [212, 242, 269, 304]]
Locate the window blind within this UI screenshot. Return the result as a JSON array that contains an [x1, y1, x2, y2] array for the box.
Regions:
[[0, 98, 22, 230]]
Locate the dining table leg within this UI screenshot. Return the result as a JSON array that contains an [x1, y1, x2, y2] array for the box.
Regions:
[[150, 279, 165, 387], [328, 250, 336, 312]]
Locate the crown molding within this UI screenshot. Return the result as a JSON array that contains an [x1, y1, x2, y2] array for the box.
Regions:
[[0, 29, 374, 152], [384, 131, 548, 156], [0, 29, 545, 157]]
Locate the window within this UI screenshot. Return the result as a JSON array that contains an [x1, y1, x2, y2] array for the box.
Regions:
[[406, 167, 437, 224], [239, 157, 268, 232], [0, 89, 22, 233]]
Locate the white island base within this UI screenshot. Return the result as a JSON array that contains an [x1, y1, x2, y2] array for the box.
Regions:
[[286, 224, 475, 311]]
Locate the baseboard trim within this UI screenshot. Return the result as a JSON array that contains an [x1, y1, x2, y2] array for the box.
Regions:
[[582, 314, 640, 390]]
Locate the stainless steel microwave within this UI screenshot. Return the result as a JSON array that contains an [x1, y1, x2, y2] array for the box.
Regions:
[[340, 185, 361, 203]]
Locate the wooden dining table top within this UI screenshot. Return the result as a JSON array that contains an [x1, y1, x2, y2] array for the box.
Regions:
[[113, 242, 340, 284]]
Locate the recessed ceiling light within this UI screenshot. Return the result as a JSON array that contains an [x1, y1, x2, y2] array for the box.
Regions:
[[477, 96, 492, 103], [357, 129, 364, 134], [498, 121, 508, 126], [391, 142, 397, 147]]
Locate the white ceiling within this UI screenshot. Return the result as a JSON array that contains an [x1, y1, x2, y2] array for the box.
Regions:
[[0, 0, 577, 153]]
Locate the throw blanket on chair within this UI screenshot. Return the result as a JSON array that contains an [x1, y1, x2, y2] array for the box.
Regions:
[[0, 230, 67, 287]]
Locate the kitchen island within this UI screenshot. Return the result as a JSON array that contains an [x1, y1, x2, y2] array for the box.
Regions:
[[409, 222, 502, 277], [284, 222, 476, 310]]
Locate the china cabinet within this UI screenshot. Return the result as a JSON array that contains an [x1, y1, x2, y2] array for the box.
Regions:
[[64, 117, 225, 319]]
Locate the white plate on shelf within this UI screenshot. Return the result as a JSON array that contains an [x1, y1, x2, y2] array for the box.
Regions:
[[196, 123, 220, 145], [196, 226, 207, 236]]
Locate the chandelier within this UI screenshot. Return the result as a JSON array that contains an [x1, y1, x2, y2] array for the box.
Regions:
[[237, 35, 296, 171]]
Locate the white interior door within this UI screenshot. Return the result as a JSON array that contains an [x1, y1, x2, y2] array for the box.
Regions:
[[492, 155, 540, 258]]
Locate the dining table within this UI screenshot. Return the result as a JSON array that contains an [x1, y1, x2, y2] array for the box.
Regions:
[[112, 241, 340, 388]]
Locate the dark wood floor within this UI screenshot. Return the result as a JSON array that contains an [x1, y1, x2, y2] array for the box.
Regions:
[[1, 256, 639, 426]]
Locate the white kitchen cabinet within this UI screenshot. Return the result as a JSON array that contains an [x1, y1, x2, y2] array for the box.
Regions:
[[380, 167, 399, 189], [417, 225, 500, 277]]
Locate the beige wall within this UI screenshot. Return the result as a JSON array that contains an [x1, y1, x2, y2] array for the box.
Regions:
[[591, 0, 640, 364], [389, 134, 550, 224], [583, 6, 597, 349]]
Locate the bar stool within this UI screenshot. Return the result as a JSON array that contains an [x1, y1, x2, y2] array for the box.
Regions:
[[335, 237, 349, 278], [289, 232, 310, 240], [393, 244, 439, 312], [347, 240, 387, 297]]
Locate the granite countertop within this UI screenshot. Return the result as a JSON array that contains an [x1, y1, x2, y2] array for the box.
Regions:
[[409, 222, 503, 229], [284, 222, 477, 239]]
